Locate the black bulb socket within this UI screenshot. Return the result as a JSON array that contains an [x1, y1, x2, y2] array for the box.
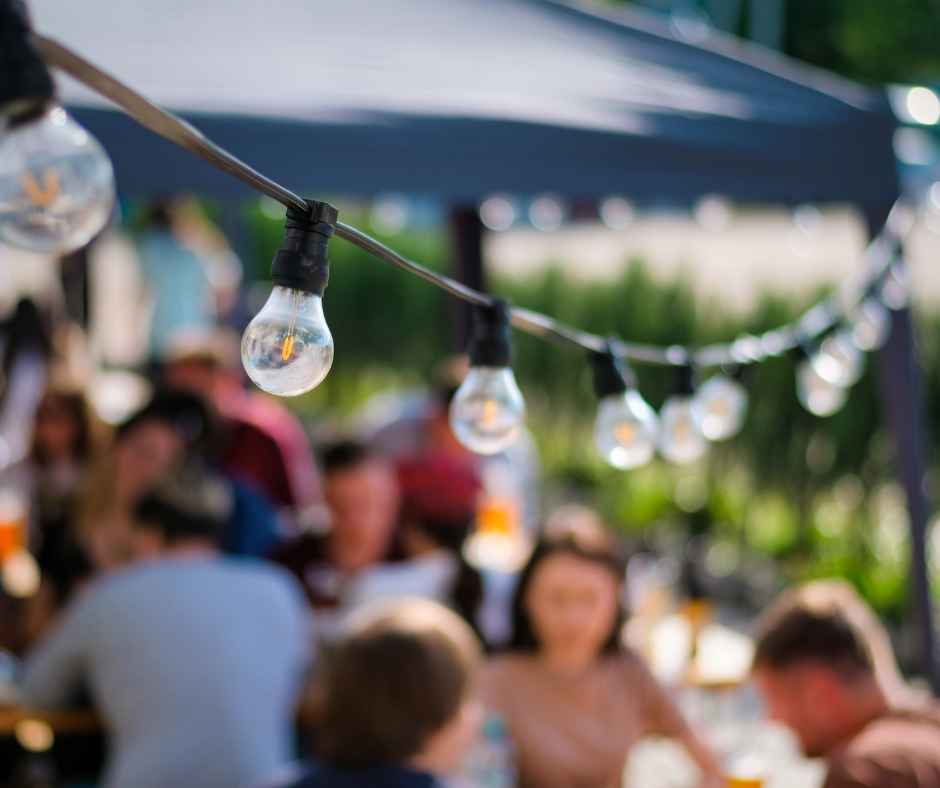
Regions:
[[672, 363, 696, 397], [0, 1, 55, 127], [790, 339, 816, 364], [270, 199, 338, 297], [591, 340, 633, 399], [468, 299, 512, 368]]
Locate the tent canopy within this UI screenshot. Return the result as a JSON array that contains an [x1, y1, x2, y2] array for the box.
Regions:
[[30, 0, 898, 216]]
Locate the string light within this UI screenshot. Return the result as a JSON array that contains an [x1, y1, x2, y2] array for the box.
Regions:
[[241, 201, 336, 396], [450, 300, 526, 455], [812, 330, 865, 388], [17, 21, 917, 445], [0, 2, 114, 253], [591, 343, 658, 469], [692, 369, 748, 442], [659, 364, 708, 464], [796, 343, 848, 417], [851, 299, 891, 351]]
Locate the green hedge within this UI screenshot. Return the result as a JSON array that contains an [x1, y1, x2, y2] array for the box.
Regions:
[[244, 206, 938, 619]]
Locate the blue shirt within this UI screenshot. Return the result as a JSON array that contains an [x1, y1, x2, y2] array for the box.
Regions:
[[288, 761, 441, 788], [137, 230, 215, 356], [21, 557, 311, 788]]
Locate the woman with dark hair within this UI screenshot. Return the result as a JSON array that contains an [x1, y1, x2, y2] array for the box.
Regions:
[[479, 508, 721, 788]]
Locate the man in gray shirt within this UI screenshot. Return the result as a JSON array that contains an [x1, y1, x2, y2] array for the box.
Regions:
[[19, 468, 311, 788]]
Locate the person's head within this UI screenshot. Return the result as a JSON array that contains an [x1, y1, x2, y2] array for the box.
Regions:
[[322, 440, 400, 573], [113, 389, 215, 501], [317, 598, 482, 775], [752, 581, 893, 758], [397, 452, 481, 554], [161, 331, 241, 400], [132, 465, 229, 558], [141, 196, 180, 233], [31, 383, 100, 466], [509, 506, 626, 665]]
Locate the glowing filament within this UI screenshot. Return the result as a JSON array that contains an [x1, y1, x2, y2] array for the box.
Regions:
[[615, 422, 637, 445], [21, 169, 60, 207], [481, 399, 499, 428], [281, 333, 295, 361]]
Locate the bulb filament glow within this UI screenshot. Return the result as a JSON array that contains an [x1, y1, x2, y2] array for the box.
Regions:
[[280, 290, 304, 361], [21, 168, 60, 207]]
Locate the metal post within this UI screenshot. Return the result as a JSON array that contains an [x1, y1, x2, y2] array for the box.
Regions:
[[876, 299, 940, 693]]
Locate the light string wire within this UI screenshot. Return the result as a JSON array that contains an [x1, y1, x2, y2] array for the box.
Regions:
[[34, 33, 911, 369]]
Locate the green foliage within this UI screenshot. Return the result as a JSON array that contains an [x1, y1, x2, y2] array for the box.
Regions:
[[615, 0, 940, 84], [243, 212, 937, 619]]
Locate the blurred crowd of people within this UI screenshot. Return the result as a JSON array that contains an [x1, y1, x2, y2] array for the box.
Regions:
[[2, 199, 940, 788]]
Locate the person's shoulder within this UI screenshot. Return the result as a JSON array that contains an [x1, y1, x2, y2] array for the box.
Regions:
[[824, 752, 889, 788], [85, 560, 167, 598], [223, 558, 307, 601], [850, 706, 940, 753], [826, 708, 940, 787]]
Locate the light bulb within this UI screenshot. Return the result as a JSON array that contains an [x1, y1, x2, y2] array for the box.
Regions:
[[812, 331, 864, 387], [450, 367, 525, 455], [797, 359, 847, 417], [594, 390, 658, 469], [241, 285, 333, 396], [852, 299, 891, 351], [658, 396, 708, 464], [692, 375, 748, 441], [2, 549, 40, 598], [0, 107, 114, 253]]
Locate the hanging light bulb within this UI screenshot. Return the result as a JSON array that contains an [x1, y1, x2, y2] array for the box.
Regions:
[[0, 1, 115, 253], [590, 342, 658, 469], [450, 299, 525, 455], [811, 330, 864, 387], [692, 369, 748, 441], [241, 200, 337, 396], [659, 364, 708, 464], [851, 298, 891, 351], [0, 108, 114, 253], [795, 343, 847, 417]]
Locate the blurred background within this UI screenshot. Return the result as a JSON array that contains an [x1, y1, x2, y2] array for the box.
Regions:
[[3, 0, 939, 638], [2, 1, 940, 785]]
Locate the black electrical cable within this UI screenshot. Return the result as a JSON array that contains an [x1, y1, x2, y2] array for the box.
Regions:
[[32, 32, 909, 368]]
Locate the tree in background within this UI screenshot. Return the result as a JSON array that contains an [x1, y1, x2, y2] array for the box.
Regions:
[[611, 0, 940, 84]]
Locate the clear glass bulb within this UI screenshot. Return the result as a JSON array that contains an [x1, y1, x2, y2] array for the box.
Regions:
[[0, 107, 114, 253], [241, 285, 333, 396], [658, 396, 708, 464], [691, 375, 748, 441], [797, 359, 847, 417], [852, 299, 891, 351], [811, 331, 864, 387], [594, 389, 658, 469], [449, 367, 525, 455], [2, 549, 40, 598]]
